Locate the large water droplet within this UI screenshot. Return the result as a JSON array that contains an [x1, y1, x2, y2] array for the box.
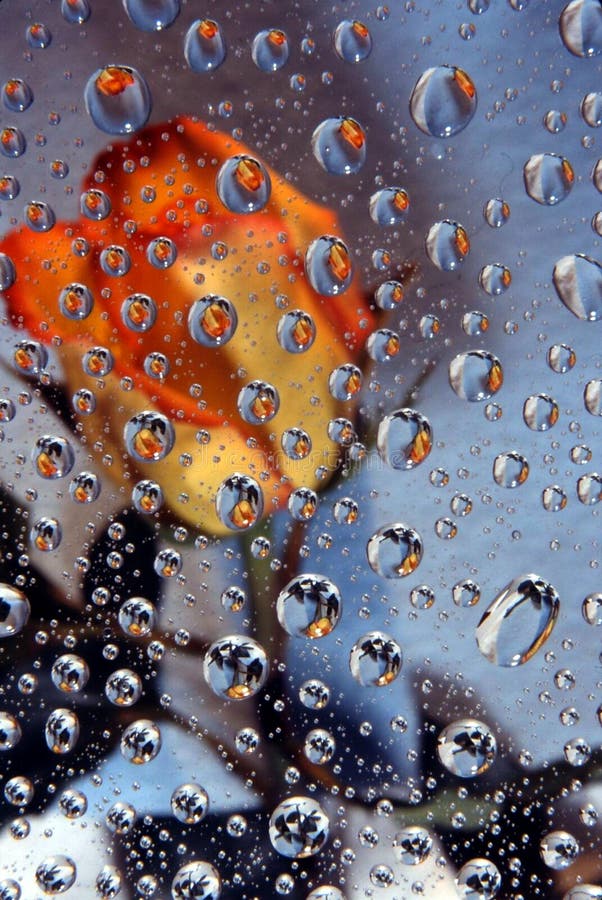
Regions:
[[333, 20, 372, 63], [349, 631, 403, 686], [476, 574, 560, 666], [188, 295, 238, 346], [170, 783, 209, 824], [449, 350, 503, 401], [559, 0, 602, 58], [410, 65, 477, 137], [312, 117, 366, 175], [437, 718, 497, 777], [276, 574, 342, 638], [216, 155, 271, 213], [377, 408, 432, 470], [367, 524, 423, 578], [524, 153, 574, 205], [184, 19, 227, 72], [426, 220, 470, 270], [269, 796, 329, 858], [252, 29, 290, 71], [123, 0, 180, 31], [35, 856, 76, 894], [124, 411, 175, 462], [553, 254, 602, 321], [0, 585, 30, 638], [203, 635, 268, 700], [171, 861, 221, 899], [120, 719, 162, 763], [85, 65, 151, 134], [455, 858, 501, 899]]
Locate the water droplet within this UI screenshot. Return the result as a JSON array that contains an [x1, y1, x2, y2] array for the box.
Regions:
[[105, 801, 136, 834], [476, 574, 560, 666], [215, 473, 263, 531], [95, 865, 122, 900], [577, 472, 602, 504], [100, 244, 131, 276], [269, 796, 329, 858], [544, 108, 568, 132], [581, 91, 602, 126], [59, 283, 94, 320], [119, 597, 156, 637], [333, 19, 372, 62], [479, 263, 512, 295], [542, 485, 568, 511], [120, 719, 162, 764], [367, 524, 423, 578], [252, 29, 290, 71], [184, 19, 227, 72], [2, 79, 33, 113], [410, 66, 477, 137], [80, 188, 111, 221], [554, 254, 602, 321], [374, 280, 404, 310], [548, 342, 576, 373], [216, 155, 271, 213], [455, 858, 501, 898], [299, 679, 330, 709], [312, 117, 367, 175], [51, 654, 89, 692], [493, 451, 529, 488], [426, 220, 470, 271], [410, 584, 435, 609], [393, 826, 433, 865], [523, 393, 559, 430], [146, 235, 177, 268], [105, 668, 143, 706], [85, 66, 151, 134], [203, 635, 268, 700], [124, 412, 174, 463], [121, 293, 157, 332], [24, 201, 55, 232], [524, 153, 574, 205], [349, 630, 403, 686], [449, 351, 503, 401], [237, 380, 279, 424], [437, 718, 496, 777], [0, 127, 26, 158], [32, 435, 75, 480], [288, 487, 318, 521], [277, 310, 316, 353], [35, 856, 76, 894], [0, 711, 22, 750], [304, 728, 336, 764], [0, 175, 20, 200], [564, 736, 591, 765], [26, 23, 52, 49], [377, 408, 432, 469], [329, 364, 362, 400], [365, 328, 400, 362], [369, 187, 410, 226], [539, 830, 580, 868], [305, 235, 353, 296], [188, 295, 238, 346], [170, 783, 209, 824], [563, 886, 602, 900], [123, 0, 180, 31], [45, 708, 80, 754], [453, 579, 480, 607], [61, 0, 91, 24], [559, 0, 602, 58], [306, 888, 344, 900], [277, 574, 342, 638]]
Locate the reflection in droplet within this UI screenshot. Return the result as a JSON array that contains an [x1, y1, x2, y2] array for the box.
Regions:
[[455, 858, 501, 898], [523, 393, 559, 430], [426, 220, 470, 271], [171, 861, 221, 899], [479, 263, 511, 295], [0, 585, 30, 638], [437, 718, 497, 777], [449, 351, 503, 401], [559, 0, 602, 58], [553, 254, 602, 321], [120, 719, 162, 764], [277, 310, 316, 353], [124, 411, 175, 462], [185, 19, 227, 72], [61, 0, 91, 24], [123, 0, 180, 31], [188, 295, 238, 346], [237, 380, 279, 425], [453, 579, 480, 607], [277, 574, 342, 638], [59, 283, 94, 320], [299, 679, 330, 709], [367, 524, 423, 578], [577, 472, 602, 504], [349, 631, 403, 686], [216, 155, 271, 214], [548, 342, 576, 373], [410, 65, 477, 137], [305, 235, 353, 295], [45, 708, 80, 754], [35, 856, 76, 895], [312, 117, 366, 175], [377, 408, 432, 470], [539, 830, 580, 869], [493, 451, 529, 488], [524, 153, 574, 205], [542, 484, 568, 512], [203, 635, 268, 700], [252, 29, 289, 71], [216, 474, 263, 531], [170, 783, 209, 824], [269, 797, 329, 858], [369, 187, 410, 226], [0, 711, 22, 750], [393, 826, 433, 865], [85, 65, 151, 134], [476, 574, 560, 666], [2, 79, 33, 113]]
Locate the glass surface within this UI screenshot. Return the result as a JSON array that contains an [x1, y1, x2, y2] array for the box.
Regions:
[[0, 1, 600, 898]]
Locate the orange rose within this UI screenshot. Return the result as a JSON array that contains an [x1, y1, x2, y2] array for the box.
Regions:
[[0, 117, 375, 534]]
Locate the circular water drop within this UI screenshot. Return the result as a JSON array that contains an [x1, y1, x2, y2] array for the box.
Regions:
[[238, 380, 279, 424], [367, 524, 423, 578], [582, 91, 602, 126], [0, 711, 21, 750], [333, 496, 358, 524], [455, 858, 501, 898], [426, 220, 470, 270], [2, 79, 33, 113], [276, 574, 342, 638], [51, 654, 89, 692], [188, 295, 238, 346], [493, 451, 529, 488], [312, 117, 366, 175], [304, 728, 335, 765], [449, 350, 503, 401], [124, 412, 175, 462], [333, 20, 372, 62], [377, 408, 432, 470], [564, 736, 591, 765], [281, 427, 312, 460], [479, 263, 511, 295], [80, 188, 111, 220], [563, 887, 602, 900], [288, 487, 318, 521], [559, 0, 602, 58], [59, 283, 94, 320], [269, 796, 329, 858], [35, 856, 76, 895], [375, 280, 404, 310], [349, 630, 403, 686], [215, 473, 263, 531], [539, 830, 580, 869], [329, 363, 362, 400], [453, 579, 481, 607], [58, 788, 87, 819], [85, 66, 151, 134], [544, 109, 568, 133], [184, 19, 227, 72], [305, 235, 353, 296], [437, 718, 496, 777], [171, 861, 221, 899], [5, 775, 33, 805], [120, 719, 162, 764], [299, 679, 330, 709], [524, 153, 574, 205], [0, 175, 20, 200], [553, 254, 602, 321], [252, 29, 289, 71], [132, 479, 163, 514], [365, 328, 400, 362], [61, 0, 91, 24], [369, 187, 410, 227], [13, 340, 48, 376], [216, 155, 271, 214], [584, 378, 602, 415], [170, 783, 209, 824], [105, 668, 143, 706], [147, 236, 177, 268], [306, 889, 344, 900], [121, 293, 157, 332], [203, 634, 268, 700], [32, 435, 74, 479], [105, 801, 136, 834], [0, 585, 30, 639], [523, 393, 559, 430], [95, 866, 122, 900], [45, 708, 80, 754], [24, 201, 55, 233], [393, 826, 433, 865], [577, 472, 602, 504], [410, 65, 477, 137], [277, 310, 316, 353], [119, 597, 155, 637], [542, 484, 568, 511], [0, 127, 26, 158], [476, 574, 560, 666], [100, 245, 130, 277], [548, 342, 576, 373], [123, 0, 180, 31]]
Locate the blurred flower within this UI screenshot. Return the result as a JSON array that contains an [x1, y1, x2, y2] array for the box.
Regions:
[[1, 117, 375, 534]]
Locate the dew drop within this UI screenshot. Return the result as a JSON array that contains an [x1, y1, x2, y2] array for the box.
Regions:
[[184, 19, 227, 72], [410, 65, 477, 138], [85, 65, 151, 135], [312, 117, 366, 175]]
